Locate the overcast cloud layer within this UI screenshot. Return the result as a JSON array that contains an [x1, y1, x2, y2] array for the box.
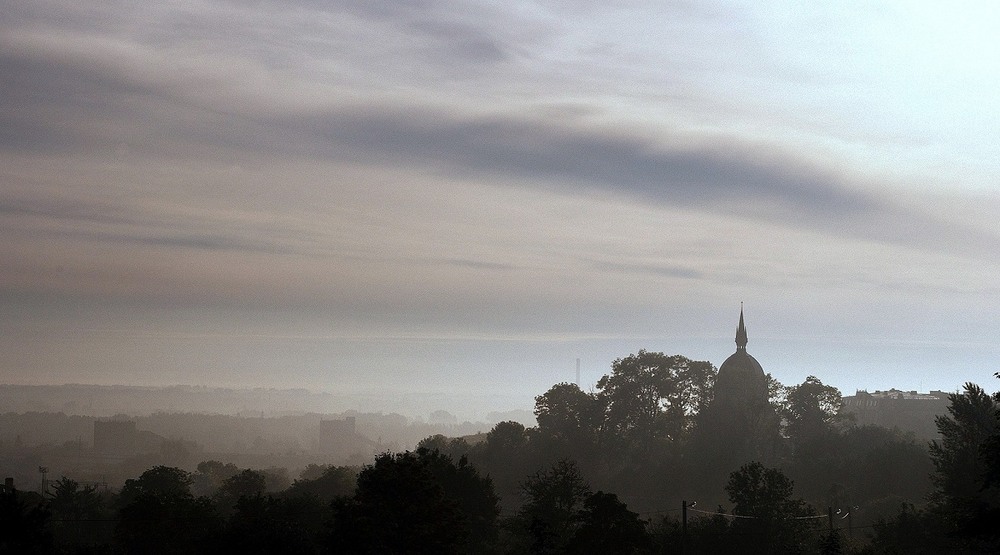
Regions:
[[3, 1, 1000, 416]]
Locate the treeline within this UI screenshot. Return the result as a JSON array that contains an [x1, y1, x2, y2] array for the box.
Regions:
[[422, 352, 935, 520], [3, 352, 998, 553]]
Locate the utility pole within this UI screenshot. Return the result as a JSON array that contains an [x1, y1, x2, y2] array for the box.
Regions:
[[681, 500, 688, 553], [38, 466, 48, 494]]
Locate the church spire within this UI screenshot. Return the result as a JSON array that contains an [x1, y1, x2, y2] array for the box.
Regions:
[[735, 304, 748, 350]]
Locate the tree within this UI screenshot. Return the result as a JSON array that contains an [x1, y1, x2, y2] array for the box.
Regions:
[[47, 477, 101, 521], [862, 503, 948, 555], [815, 425, 933, 513], [724, 462, 811, 554], [682, 506, 735, 555], [214, 469, 267, 514], [818, 530, 843, 555], [222, 494, 325, 555], [782, 376, 846, 493], [298, 463, 330, 482], [765, 373, 787, 418], [46, 477, 105, 549], [517, 459, 591, 554], [284, 465, 357, 502], [420, 449, 501, 551], [929, 383, 997, 504], [478, 420, 534, 505], [981, 375, 1000, 503], [418, 434, 473, 462], [782, 376, 844, 444], [258, 467, 290, 492], [566, 491, 650, 555], [0, 488, 51, 554], [534, 382, 602, 447], [192, 459, 240, 497], [119, 465, 195, 506], [329, 449, 499, 555], [116, 466, 221, 554], [330, 451, 460, 554], [485, 420, 528, 453], [596, 351, 715, 446], [928, 382, 1000, 549]]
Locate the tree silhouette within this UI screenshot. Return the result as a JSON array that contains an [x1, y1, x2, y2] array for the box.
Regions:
[[724, 462, 811, 554], [534, 382, 602, 447], [192, 460, 240, 497], [116, 466, 221, 554], [283, 465, 357, 502], [782, 376, 844, 444], [597, 351, 715, 447], [46, 477, 106, 549], [221, 494, 324, 554], [0, 488, 51, 554], [517, 459, 591, 555], [479, 420, 534, 505], [929, 382, 1000, 550], [566, 491, 649, 555], [214, 469, 267, 515], [329, 449, 499, 555]]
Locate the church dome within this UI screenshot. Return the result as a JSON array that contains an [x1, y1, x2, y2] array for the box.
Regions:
[[714, 308, 768, 404], [694, 307, 780, 470], [719, 350, 765, 380]]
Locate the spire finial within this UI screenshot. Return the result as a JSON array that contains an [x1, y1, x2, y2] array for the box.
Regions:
[[736, 303, 748, 350]]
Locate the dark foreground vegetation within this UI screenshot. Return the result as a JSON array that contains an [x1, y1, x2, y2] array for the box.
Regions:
[[2, 353, 999, 554]]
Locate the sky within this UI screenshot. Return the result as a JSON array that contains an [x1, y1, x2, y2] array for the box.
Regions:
[[3, 1, 1000, 418]]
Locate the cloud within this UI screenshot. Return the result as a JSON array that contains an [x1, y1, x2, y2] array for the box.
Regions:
[[3, 28, 997, 263], [261, 105, 1000, 260], [3, 0, 999, 283], [0, 187, 309, 260], [0, 34, 873, 222], [590, 260, 704, 280], [326, 0, 516, 64], [434, 258, 518, 271]]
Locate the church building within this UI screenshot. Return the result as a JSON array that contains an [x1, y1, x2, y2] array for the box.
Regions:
[[694, 308, 780, 469]]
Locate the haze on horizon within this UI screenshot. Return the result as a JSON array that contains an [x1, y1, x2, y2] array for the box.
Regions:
[[3, 1, 1000, 416]]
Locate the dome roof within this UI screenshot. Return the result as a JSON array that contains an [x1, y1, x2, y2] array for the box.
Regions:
[[715, 350, 767, 402], [714, 307, 768, 403], [718, 349, 764, 379]]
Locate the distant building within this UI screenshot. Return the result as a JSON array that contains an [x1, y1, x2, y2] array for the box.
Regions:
[[842, 389, 951, 439]]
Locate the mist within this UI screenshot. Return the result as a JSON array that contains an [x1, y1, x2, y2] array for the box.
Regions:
[[4, 1, 1000, 552]]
